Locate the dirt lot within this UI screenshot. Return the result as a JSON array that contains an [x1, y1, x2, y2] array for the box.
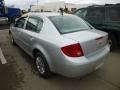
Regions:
[[0, 30, 120, 90]]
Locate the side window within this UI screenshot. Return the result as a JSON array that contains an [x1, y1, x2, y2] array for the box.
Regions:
[[15, 17, 27, 29], [25, 17, 43, 33], [37, 20, 43, 32], [75, 9, 87, 18], [109, 7, 120, 21], [86, 8, 105, 24]]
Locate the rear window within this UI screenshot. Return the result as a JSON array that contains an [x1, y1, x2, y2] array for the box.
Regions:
[[49, 15, 90, 34]]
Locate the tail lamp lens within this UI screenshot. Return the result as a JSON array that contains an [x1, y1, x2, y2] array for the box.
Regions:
[[61, 43, 84, 57]]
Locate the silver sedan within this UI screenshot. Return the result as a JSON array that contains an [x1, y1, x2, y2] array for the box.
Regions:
[[9, 12, 110, 78]]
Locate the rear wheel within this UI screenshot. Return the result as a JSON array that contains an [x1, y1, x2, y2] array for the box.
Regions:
[[35, 52, 52, 79], [108, 34, 117, 51]]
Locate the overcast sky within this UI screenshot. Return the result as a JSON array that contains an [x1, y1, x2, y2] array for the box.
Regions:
[[4, 0, 120, 9]]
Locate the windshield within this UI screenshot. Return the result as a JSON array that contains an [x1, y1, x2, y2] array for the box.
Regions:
[[49, 15, 90, 34]]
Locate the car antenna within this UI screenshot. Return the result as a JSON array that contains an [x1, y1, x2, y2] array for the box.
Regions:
[[59, 8, 64, 16]]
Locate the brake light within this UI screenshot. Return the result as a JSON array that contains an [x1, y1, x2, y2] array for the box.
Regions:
[[61, 43, 84, 57]]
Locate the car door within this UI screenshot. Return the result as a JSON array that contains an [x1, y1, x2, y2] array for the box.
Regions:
[[20, 16, 43, 55], [12, 16, 27, 46]]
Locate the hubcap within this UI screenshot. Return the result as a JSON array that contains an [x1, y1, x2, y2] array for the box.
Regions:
[[36, 56, 45, 74]]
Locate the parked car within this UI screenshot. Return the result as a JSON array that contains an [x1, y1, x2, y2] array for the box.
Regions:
[[74, 4, 120, 50], [9, 12, 110, 78]]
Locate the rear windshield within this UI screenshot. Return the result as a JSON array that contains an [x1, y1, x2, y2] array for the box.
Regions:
[[49, 15, 90, 34]]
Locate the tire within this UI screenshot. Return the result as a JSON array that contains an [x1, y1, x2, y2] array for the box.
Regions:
[[9, 33, 16, 45], [108, 34, 117, 51], [35, 52, 52, 79]]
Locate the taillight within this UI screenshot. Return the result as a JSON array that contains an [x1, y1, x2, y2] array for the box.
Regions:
[[61, 43, 84, 57]]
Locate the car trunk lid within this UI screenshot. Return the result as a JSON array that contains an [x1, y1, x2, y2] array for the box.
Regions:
[[62, 29, 108, 56]]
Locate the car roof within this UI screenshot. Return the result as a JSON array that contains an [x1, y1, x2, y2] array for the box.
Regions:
[[27, 12, 71, 17]]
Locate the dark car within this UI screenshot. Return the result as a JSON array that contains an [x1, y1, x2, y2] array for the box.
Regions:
[[74, 4, 120, 50]]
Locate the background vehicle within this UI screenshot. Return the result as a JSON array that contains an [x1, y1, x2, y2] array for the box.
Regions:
[[74, 4, 120, 50], [9, 13, 109, 78], [0, 0, 22, 23]]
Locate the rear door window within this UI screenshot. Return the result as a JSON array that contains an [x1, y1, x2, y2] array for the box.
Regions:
[[25, 17, 43, 33]]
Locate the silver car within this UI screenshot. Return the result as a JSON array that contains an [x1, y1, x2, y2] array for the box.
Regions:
[[9, 12, 110, 78]]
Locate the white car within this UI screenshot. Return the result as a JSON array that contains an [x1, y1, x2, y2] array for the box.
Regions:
[[9, 12, 110, 78]]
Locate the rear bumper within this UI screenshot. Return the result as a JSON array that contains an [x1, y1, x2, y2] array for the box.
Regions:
[[56, 45, 110, 77]]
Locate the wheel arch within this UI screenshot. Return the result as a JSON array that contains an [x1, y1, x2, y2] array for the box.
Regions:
[[32, 47, 54, 72]]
